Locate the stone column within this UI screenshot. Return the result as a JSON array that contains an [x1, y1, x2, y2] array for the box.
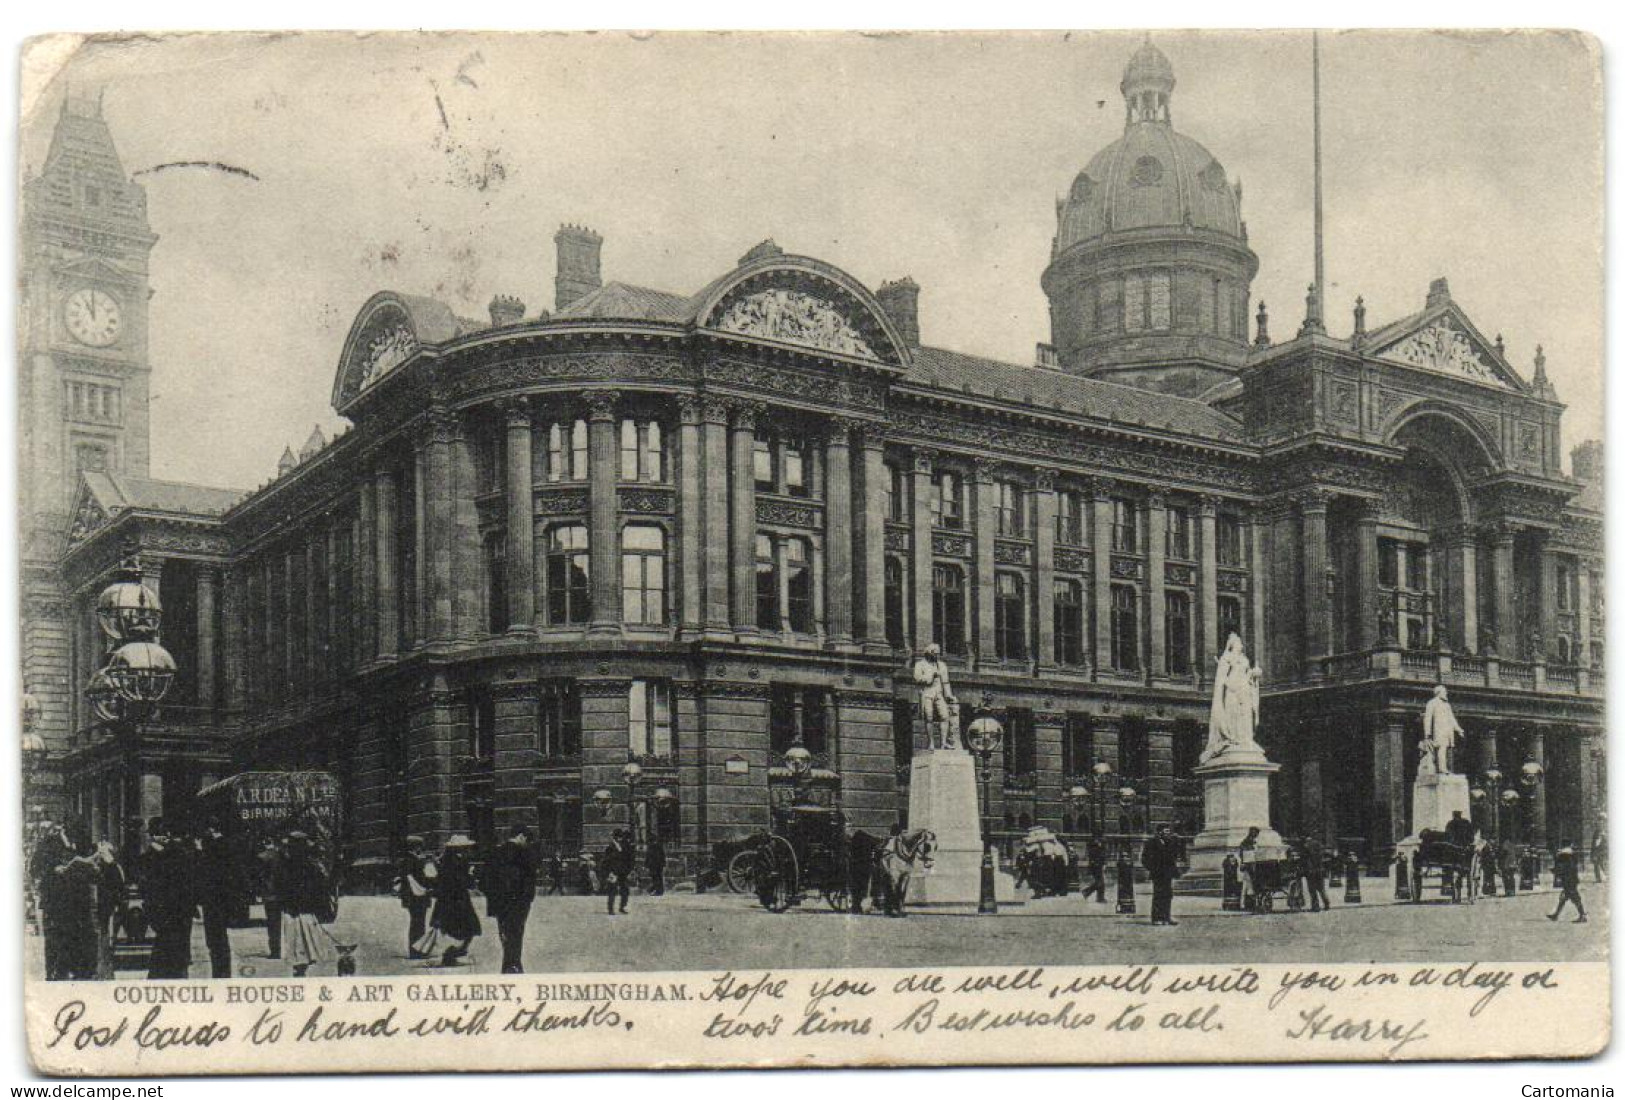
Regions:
[[196, 566, 218, 711], [221, 565, 246, 710], [1034, 470, 1058, 671], [1147, 492, 1168, 681], [677, 396, 704, 637], [422, 412, 456, 644], [1353, 503, 1381, 650], [701, 398, 732, 634], [504, 399, 536, 633], [1090, 481, 1115, 674], [357, 467, 378, 661], [1526, 727, 1548, 846], [1249, 513, 1269, 674], [1300, 490, 1331, 664], [1491, 523, 1517, 656], [284, 548, 301, 696], [412, 446, 428, 645], [450, 421, 484, 640], [858, 431, 889, 653], [910, 451, 935, 650], [1538, 536, 1558, 662], [823, 421, 855, 647], [1198, 495, 1219, 672], [1146, 717, 1175, 830], [729, 403, 761, 633], [1577, 565, 1592, 668], [972, 462, 998, 664], [586, 391, 620, 635], [1439, 526, 1478, 654], [1373, 714, 1408, 851], [374, 466, 399, 658], [304, 539, 322, 689]]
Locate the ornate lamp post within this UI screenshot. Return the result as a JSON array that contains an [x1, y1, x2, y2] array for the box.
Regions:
[[1117, 783, 1141, 835], [966, 699, 1004, 916], [1088, 759, 1114, 839], [86, 555, 176, 726]]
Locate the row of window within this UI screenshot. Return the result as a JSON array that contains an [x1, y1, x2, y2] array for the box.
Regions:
[[65, 380, 121, 424], [896, 470, 1244, 563], [1074, 272, 1247, 341], [1553, 560, 1604, 616], [486, 523, 671, 631], [891, 560, 1243, 672]]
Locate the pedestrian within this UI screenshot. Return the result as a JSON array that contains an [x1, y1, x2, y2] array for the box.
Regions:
[[1142, 824, 1183, 926], [1547, 845, 1587, 923], [141, 818, 198, 980], [485, 827, 538, 974], [1301, 834, 1330, 913], [48, 822, 102, 981], [1500, 836, 1520, 894], [1085, 836, 1108, 902], [256, 837, 283, 959], [395, 835, 435, 959], [1237, 825, 1262, 910], [94, 840, 126, 979], [197, 819, 237, 978], [545, 850, 564, 896], [602, 829, 634, 916], [1591, 821, 1608, 884], [847, 829, 879, 914], [275, 832, 334, 977], [646, 834, 666, 896], [422, 835, 481, 965], [28, 820, 75, 980]]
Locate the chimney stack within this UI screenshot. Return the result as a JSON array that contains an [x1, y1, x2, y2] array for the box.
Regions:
[[1426, 276, 1452, 310], [1572, 440, 1603, 483], [554, 224, 602, 312], [488, 294, 526, 328], [875, 277, 921, 347]]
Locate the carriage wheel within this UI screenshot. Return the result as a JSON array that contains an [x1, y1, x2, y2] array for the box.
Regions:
[[825, 885, 849, 912], [770, 836, 801, 912], [726, 850, 757, 894], [1287, 879, 1305, 912], [1259, 892, 1275, 913]]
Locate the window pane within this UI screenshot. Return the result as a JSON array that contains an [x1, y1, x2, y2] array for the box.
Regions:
[[783, 444, 806, 496], [571, 420, 588, 480], [754, 438, 774, 489], [629, 680, 649, 756], [620, 419, 639, 480], [645, 422, 664, 482]]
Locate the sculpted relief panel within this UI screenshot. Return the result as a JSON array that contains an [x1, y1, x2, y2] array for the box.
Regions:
[[714, 288, 879, 361], [1381, 319, 1508, 388]]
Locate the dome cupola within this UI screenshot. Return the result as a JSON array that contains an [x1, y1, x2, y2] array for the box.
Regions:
[[1041, 39, 1260, 398]]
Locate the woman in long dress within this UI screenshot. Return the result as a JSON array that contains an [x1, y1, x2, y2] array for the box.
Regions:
[[424, 835, 481, 966], [1207, 633, 1256, 758], [276, 833, 333, 978]]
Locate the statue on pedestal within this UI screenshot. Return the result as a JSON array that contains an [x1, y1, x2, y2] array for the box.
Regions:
[[1203, 633, 1262, 762], [1419, 684, 1464, 776], [912, 644, 960, 751]]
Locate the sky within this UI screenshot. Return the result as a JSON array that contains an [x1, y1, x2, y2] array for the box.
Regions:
[[20, 29, 1603, 492]]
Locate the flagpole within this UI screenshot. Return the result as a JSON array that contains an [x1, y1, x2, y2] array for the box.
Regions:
[[1310, 29, 1326, 331]]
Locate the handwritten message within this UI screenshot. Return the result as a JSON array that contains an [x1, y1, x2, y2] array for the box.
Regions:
[[28, 961, 1606, 1075]]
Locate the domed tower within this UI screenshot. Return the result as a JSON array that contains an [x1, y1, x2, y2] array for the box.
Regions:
[[1041, 40, 1260, 397]]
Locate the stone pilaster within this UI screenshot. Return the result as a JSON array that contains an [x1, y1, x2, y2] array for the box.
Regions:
[[304, 539, 322, 690], [1526, 727, 1548, 846], [1490, 523, 1517, 656], [1147, 492, 1168, 681], [1353, 503, 1380, 650], [1146, 717, 1175, 830], [584, 392, 620, 634], [910, 450, 935, 651], [1034, 470, 1058, 671], [823, 421, 856, 647], [858, 431, 889, 652], [407, 677, 460, 848], [221, 565, 246, 711], [677, 396, 704, 636], [1198, 495, 1220, 673], [729, 403, 761, 633], [972, 461, 997, 664], [421, 411, 456, 644], [1090, 481, 1115, 675], [374, 465, 399, 658], [1034, 710, 1065, 830], [1373, 713, 1408, 852], [835, 691, 899, 831], [195, 565, 218, 711], [504, 399, 537, 633], [1299, 489, 1331, 663], [701, 398, 732, 634]]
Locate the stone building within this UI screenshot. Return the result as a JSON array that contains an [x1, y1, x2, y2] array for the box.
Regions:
[[39, 43, 1605, 885]]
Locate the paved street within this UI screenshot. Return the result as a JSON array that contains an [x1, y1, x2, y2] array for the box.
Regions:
[[29, 876, 1607, 981]]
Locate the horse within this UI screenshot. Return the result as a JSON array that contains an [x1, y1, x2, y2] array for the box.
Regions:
[[876, 829, 936, 917]]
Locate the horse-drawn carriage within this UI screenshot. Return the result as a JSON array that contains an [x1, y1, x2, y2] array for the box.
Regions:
[[723, 806, 853, 912], [1241, 850, 1306, 912], [1405, 830, 1481, 904]]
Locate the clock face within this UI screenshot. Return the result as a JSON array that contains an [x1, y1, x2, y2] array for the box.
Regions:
[[64, 288, 122, 348]]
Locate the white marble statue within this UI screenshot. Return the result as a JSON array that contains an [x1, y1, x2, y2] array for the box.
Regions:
[[1205, 633, 1261, 761], [912, 644, 961, 750], [1420, 684, 1464, 776]]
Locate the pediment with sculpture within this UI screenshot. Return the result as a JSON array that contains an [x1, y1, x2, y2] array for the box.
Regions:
[[697, 259, 909, 368], [1374, 313, 1520, 391]]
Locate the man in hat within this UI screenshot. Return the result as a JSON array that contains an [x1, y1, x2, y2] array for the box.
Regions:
[[197, 819, 237, 978], [601, 829, 634, 916], [1141, 824, 1183, 926], [646, 833, 667, 897], [1085, 836, 1108, 903], [142, 818, 199, 979], [396, 835, 435, 959], [1548, 845, 1587, 923], [485, 827, 538, 974], [28, 819, 75, 980], [255, 837, 284, 959]]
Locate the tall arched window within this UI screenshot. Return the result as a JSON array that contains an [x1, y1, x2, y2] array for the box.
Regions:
[[621, 524, 667, 625], [545, 524, 591, 624], [755, 534, 780, 631], [884, 556, 906, 647], [785, 537, 814, 633], [547, 420, 589, 482], [1055, 579, 1085, 666], [932, 564, 966, 655]]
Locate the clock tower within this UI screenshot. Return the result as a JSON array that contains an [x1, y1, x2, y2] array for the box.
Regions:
[[19, 91, 158, 793]]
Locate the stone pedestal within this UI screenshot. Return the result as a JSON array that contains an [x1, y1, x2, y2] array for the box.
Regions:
[[904, 748, 1023, 906], [1396, 769, 1472, 865], [1181, 747, 1283, 894]]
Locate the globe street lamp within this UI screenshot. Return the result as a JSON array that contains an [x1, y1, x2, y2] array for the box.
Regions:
[[85, 554, 176, 729], [784, 743, 814, 804], [966, 699, 1004, 915], [1089, 759, 1115, 839]]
